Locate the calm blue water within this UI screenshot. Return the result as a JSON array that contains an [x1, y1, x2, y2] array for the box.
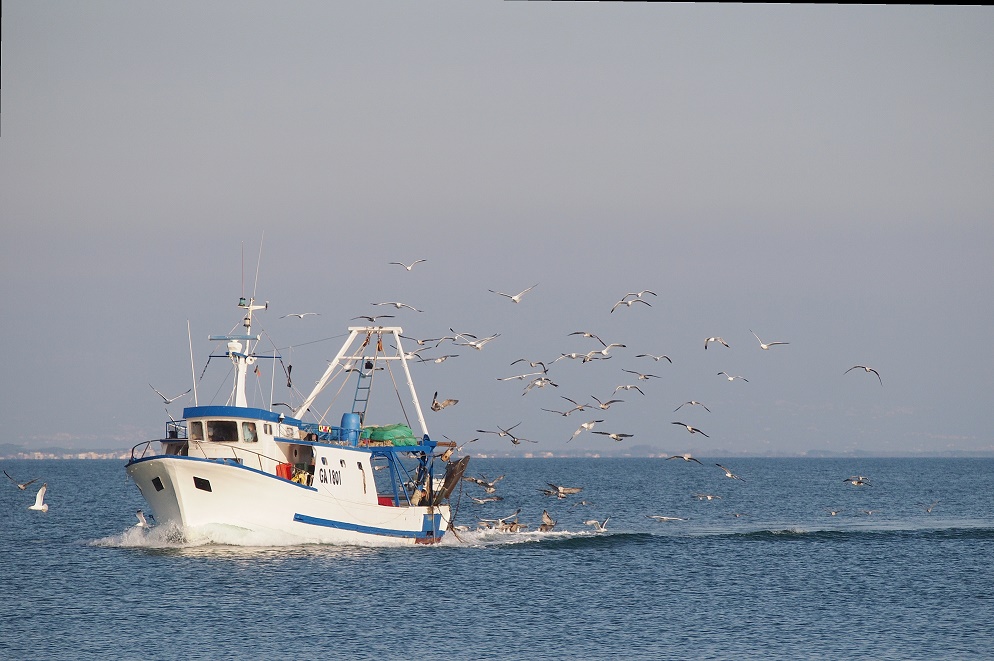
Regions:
[[2, 457, 993, 660]]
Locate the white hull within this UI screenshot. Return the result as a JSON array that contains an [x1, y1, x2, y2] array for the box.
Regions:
[[127, 455, 451, 546]]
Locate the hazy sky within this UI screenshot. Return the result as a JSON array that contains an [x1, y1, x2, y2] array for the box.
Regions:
[[3, 3, 992, 456]]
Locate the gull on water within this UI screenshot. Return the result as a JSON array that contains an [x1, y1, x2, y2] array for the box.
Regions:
[[672, 422, 709, 437], [694, 493, 722, 501], [845, 365, 883, 386], [28, 483, 49, 512], [751, 330, 789, 350], [539, 510, 557, 532], [718, 372, 749, 382], [135, 509, 153, 528], [584, 517, 610, 532], [389, 259, 427, 271], [646, 515, 688, 522], [489, 283, 538, 303], [675, 401, 711, 413], [4, 470, 39, 490]]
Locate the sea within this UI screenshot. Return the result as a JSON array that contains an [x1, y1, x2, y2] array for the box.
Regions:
[[2, 456, 992, 660]]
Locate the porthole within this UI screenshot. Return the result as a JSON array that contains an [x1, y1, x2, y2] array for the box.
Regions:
[[193, 477, 212, 492], [152, 477, 164, 492]]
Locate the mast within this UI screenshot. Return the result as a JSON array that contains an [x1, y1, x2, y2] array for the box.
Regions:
[[209, 296, 265, 408]]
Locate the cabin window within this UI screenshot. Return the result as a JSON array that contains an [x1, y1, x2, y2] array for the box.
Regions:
[[263, 423, 272, 435], [242, 422, 258, 442], [189, 421, 204, 441], [207, 420, 238, 442]]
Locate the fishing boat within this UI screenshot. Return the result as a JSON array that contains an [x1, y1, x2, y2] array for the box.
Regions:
[[126, 294, 469, 545]]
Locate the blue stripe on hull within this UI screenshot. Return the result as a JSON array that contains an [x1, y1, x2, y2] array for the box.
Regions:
[[293, 512, 443, 541]]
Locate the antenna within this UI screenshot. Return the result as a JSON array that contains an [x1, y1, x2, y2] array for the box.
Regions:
[[252, 231, 265, 299], [188, 319, 198, 406], [241, 242, 245, 299]]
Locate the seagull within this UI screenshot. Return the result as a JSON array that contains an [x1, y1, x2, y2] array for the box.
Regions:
[[430, 391, 458, 411], [496, 371, 546, 382], [439, 436, 478, 462], [637, 353, 672, 363], [456, 333, 501, 350], [135, 509, 153, 528], [586, 343, 626, 359], [28, 483, 48, 512], [4, 470, 39, 490], [590, 395, 624, 410], [715, 464, 745, 481], [476, 422, 521, 438], [463, 474, 505, 493], [592, 431, 634, 442], [843, 475, 872, 486], [694, 493, 722, 501], [611, 298, 651, 313], [569, 331, 606, 345], [751, 330, 789, 350], [674, 401, 711, 413], [389, 259, 427, 271], [352, 314, 395, 324], [825, 508, 843, 516], [569, 420, 604, 442], [279, 312, 319, 319], [622, 369, 660, 381], [149, 384, 191, 405], [624, 290, 657, 299], [671, 422, 709, 437], [373, 301, 423, 312], [704, 337, 730, 349], [539, 510, 557, 532], [718, 372, 749, 382], [584, 517, 610, 532], [845, 365, 883, 386], [470, 495, 504, 504], [614, 384, 645, 396], [423, 354, 458, 364], [510, 358, 548, 373], [919, 501, 939, 513], [646, 515, 688, 522], [489, 283, 538, 303], [667, 453, 704, 465], [522, 376, 558, 395], [545, 483, 583, 498]]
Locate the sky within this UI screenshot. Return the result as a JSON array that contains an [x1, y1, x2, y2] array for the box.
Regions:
[[2, 3, 993, 457]]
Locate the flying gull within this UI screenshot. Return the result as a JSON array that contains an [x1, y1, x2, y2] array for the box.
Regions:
[[389, 259, 427, 271], [149, 384, 191, 405], [671, 422, 709, 437], [845, 365, 883, 386], [489, 284, 538, 303], [704, 337, 730, 350], [28, 483, 49, 512], [4, 470, 40, 490], [751, 329, 789, 350]]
